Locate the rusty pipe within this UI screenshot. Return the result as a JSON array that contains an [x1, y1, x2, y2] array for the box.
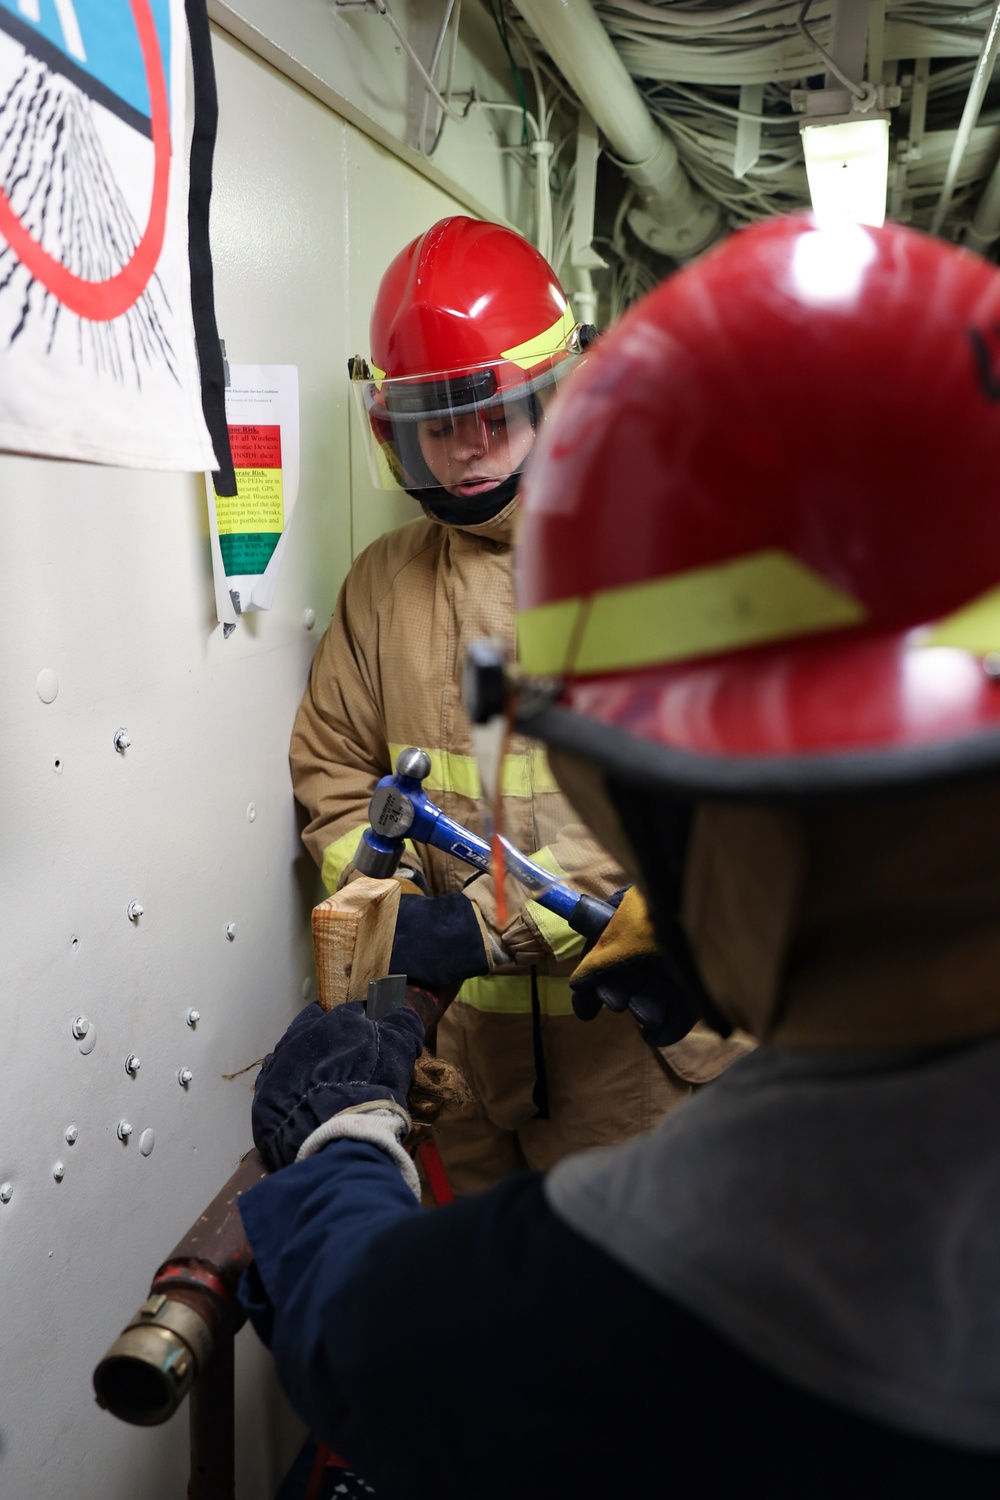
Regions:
[[94, 987, 448, 1428], [93, 1150, 267, 1426]]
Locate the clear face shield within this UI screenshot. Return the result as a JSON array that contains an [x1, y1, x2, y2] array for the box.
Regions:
[[349, 333, 593, 495]]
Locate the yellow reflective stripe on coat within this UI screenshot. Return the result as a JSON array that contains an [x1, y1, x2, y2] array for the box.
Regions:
[[500, 306, 576, 370], [522, 845, 586, 963], [517, 548, 867, 677], [386, 743, 559, 799], [456, 973, 577, 1016], [321, 825, 419, 895], [922, 582, 1000, 655]]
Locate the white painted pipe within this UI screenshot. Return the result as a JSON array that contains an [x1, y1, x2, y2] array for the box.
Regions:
[[930, 0, 1000, 237], [964, 155, 1000, 254], [513, 0, 721, 258]]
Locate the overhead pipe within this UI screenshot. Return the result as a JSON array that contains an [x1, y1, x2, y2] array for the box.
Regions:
[[930, 0, 1000, 237], [964, 153, 1000, 255], [512, 0, 722, 259]]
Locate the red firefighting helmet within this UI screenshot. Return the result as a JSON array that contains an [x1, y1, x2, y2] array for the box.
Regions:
[[350, 216, 593, 491], [515, 215, 1000, 795]]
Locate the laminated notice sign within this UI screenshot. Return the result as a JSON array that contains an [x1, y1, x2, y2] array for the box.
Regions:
[[206, 365, 299, 629], [0, 0, 220, 472]]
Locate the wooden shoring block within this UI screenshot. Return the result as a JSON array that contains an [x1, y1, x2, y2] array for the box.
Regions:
[[312, 876, 401, 1010]]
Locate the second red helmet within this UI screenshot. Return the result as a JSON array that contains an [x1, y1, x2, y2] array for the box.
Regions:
[[351, 217, 592, 492]]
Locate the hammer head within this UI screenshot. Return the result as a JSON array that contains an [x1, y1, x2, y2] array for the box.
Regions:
[[394, 746, 431, 781], [353, 748, 432, 879]]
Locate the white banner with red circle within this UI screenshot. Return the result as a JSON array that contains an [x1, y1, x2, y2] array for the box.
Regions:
[[0, 0, 218, 471]]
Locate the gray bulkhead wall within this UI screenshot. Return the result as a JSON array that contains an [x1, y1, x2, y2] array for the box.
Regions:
[[0, 9, 528, 1497]]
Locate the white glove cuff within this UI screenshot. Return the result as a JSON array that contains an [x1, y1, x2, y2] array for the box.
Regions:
[[295, 1103, 421, 1199]]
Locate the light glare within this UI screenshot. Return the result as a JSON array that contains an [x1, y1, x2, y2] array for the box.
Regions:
[[789, 223, 877, 307]]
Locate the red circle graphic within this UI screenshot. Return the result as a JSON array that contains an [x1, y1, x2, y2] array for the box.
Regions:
[[0, 0, 171, 323]]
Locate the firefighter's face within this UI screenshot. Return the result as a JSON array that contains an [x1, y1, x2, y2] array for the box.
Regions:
[[417, 403, 536, 498]]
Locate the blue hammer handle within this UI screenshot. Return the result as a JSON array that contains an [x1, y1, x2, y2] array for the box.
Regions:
[[356, 750, 616, 942]]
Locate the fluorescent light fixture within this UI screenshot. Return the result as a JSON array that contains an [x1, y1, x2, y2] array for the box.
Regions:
[[801, 116, 890, 228]]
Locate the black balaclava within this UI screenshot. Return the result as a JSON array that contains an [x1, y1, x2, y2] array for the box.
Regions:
[[605, 775, 735, 1039], [409, 470, 523, 525]]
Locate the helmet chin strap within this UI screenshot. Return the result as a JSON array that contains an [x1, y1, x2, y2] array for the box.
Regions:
[[410, 468, 522, 524]]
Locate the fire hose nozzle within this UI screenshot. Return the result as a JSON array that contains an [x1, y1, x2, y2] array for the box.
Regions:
[[93, 1292, 215, 1426], [94, 1151, 265, 1427]]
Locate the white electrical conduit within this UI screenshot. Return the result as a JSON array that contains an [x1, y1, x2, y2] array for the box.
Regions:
[[467, 100, 553, 260], [344, 0, 473, 122], [930, 0, 1000, 233], [420, 0, 462, 155], [796, 0, 865, 98], [521, 46, 556, 262], [513, 0, 722, 257], [599, 0, 812, 28], [962, 149, 1000, 251]]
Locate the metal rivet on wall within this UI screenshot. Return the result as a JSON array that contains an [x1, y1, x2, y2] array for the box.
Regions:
[[127, 901, 144, 922], [113, 728, 132, 752], [124, 1054, 140, 1077], [186, 1009, 200, 1027], [178, 1068, 193, 1088], [117, 1121, 132, 1142], [74, 1016, 98, 1055]]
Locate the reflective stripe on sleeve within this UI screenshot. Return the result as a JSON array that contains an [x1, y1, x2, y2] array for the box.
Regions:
[[522, 845, 586, 963], [386, 743, 559, 799], [456, 973, 577, 1016], [320, 825, 420, 895]]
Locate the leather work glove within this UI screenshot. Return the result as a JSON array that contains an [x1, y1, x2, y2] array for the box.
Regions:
[[389, 878, 505, 990], [462, 872, 556, 968], [251, 1000, 425, 1171], [498, 904, 553, 966], [569, 887, 703, 1048]]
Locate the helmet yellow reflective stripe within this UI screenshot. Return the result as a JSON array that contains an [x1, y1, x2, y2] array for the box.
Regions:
[[922, 582, 1000, 656], [366, 308, 576, 389], [500, 306, 577, 371], [517, 548, 868, 679]]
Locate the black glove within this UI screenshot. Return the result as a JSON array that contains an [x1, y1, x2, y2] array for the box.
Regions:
[[389, 890, 492, 991], [252, 1000, 424, 1171], [572, 951, 704, 1047], [569, 887, 703, 1047]]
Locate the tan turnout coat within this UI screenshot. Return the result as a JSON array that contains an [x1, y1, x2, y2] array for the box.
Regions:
[[291, 499, 745, 1187]]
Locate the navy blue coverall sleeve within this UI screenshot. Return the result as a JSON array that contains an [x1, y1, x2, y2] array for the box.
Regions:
[[238, 1141, 420, 1407], [238, 1142, 1000, 1500]]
